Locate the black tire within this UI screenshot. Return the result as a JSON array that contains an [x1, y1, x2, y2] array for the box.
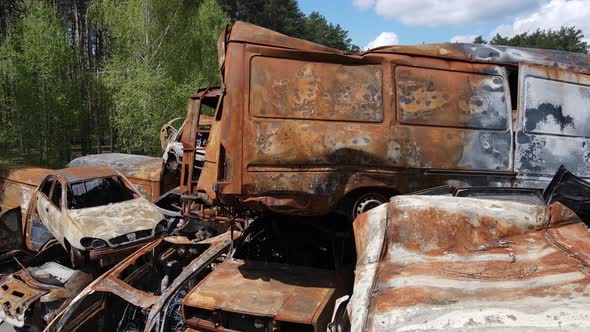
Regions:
[[351, 192, 388, 220]]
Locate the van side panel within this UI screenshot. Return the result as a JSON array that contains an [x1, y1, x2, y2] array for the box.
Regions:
[[394, 65, 512, 171], [240, 48, 513, 213], [515, 64, 590, 183]]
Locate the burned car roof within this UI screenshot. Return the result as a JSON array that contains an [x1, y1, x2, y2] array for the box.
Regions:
[[67, 153, 162, 182], [348, 196, 590, 331], [228, 21, 590, 74], [54, 166, 120, 183]]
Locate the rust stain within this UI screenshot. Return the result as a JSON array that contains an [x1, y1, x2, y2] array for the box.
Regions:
[[350, 195, 590, 331], [182, 259, 343, 331]]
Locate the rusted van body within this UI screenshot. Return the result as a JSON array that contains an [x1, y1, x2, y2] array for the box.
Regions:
[[185, 22, 590, 217]]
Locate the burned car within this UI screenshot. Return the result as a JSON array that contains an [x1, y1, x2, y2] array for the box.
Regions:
[[332, 187, 590, 331], [160, 114, 212, 174], [44, 215, 354, 332], [0, 164, 167, 268], [181, 215, 354, 332], [0, 262, 92, 329], [43, 232, 234, 332]]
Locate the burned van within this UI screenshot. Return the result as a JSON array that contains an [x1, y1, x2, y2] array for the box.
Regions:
[[181, 22, 590, 219]]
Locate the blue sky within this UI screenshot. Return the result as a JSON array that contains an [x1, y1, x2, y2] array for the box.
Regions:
[[298, 0, 590, 49]]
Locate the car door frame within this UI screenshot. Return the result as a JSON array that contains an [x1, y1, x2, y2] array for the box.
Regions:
[[34, 175, 65, 246]]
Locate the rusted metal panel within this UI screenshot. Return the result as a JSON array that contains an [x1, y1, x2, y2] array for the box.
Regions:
[[56, 166, 120, 183], [0, 273, 47, 327], [250, 57, 383, 122], [182, 259, 341, 331], [0, 262, 92, 328], [370, 43, 590, 75], [396, 66, 508, 129], [349, 195, 590, 331], [516, 64, 590, 181], [0, 165, 54, 187], [0, 165, 53, 213], [229, 21, 348, 55]]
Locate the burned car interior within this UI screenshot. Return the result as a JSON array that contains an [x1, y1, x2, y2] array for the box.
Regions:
[[2, 21, 590, 332], [45, 238, 223, 332]]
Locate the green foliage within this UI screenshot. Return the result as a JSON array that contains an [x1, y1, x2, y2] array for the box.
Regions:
[[219, 0, 359, 52], [0, 1, 80, 166], [0, 0, 358, 165], [473, 35, 486, 44], [93, 0, 228, 154], [304, 11, 359, 53], [220, 0, 305, 39], [486, 27, 588, 54]]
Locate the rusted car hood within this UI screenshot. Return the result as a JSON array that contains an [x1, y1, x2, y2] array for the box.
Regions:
[[349, 196, 590, 331], [183, 259, 340, 324], [66, 198, 163, 240]]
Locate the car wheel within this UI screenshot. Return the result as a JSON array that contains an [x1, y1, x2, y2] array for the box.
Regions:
[[351, 192, 388, 220]]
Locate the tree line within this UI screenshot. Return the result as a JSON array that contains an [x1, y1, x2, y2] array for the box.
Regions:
[[0, 0, 358, 167], [472, 27, 588, 54], [0, 0, 587, 167]]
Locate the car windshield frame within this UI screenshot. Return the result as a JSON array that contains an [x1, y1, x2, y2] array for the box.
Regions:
[[65, 175, 138, 210]]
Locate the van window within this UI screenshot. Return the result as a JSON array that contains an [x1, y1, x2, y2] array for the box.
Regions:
[[41, 178, 54, 197], [250, 57, 383, 122], [396, 66, 509, 130], [523, 77, 590, 138], [51, 182, 62, 209]]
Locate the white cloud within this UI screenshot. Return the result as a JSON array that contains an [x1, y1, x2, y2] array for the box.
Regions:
[[450, 34, 478, 43], [356, 0, 537, 26], [366, 32, 399, 50], [353, 0, 375, 9], [489, 0, 590, 43]]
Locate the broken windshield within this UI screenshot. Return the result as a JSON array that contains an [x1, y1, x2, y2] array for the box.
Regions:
[[67, 176, 136, 210]]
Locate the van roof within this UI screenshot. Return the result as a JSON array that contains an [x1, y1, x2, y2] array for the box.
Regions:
[[228, 21, 590, 74]]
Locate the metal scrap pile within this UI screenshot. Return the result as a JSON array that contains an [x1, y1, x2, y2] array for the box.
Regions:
[[3, 21, 590, 332]]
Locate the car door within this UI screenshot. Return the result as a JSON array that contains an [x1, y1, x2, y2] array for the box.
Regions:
[[35, 177, 63, 244], [514, 64, 590, 187]]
